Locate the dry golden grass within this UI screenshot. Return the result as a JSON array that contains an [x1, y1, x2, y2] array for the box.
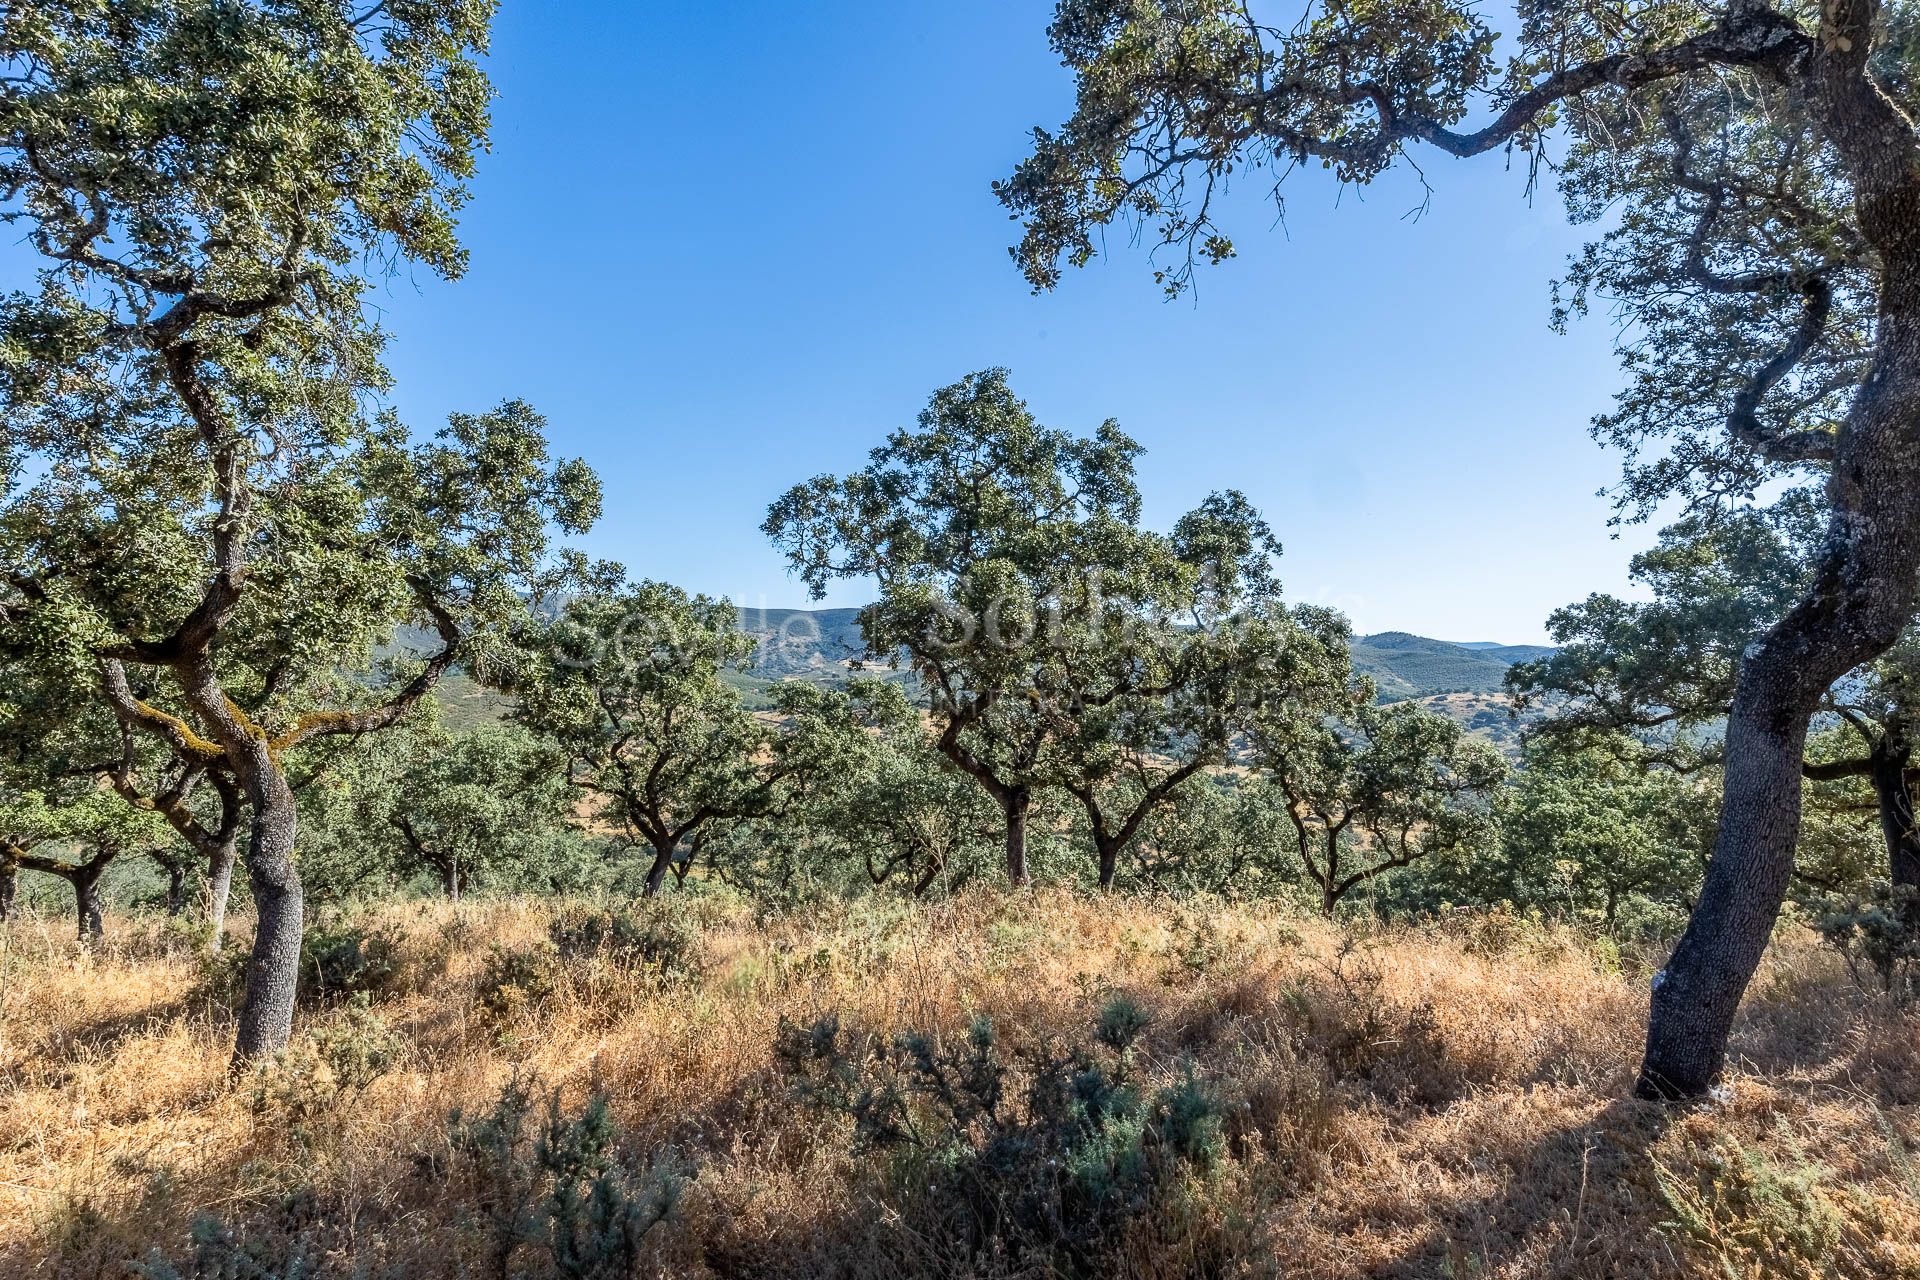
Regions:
[[0, 891, 1915, 1279]]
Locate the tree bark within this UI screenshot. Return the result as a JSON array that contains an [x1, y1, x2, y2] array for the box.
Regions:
[[642, 842, 675, 897], [1002, 789, 1031, 886], [232, 775, 303, 1065], [74, 867, 104, 943], [205, 838, 236, 953], [1096, 837, 1119, 890], [441, 860, 462, 902], [0, 860, 14, 923], [164, 859, 187, 916]]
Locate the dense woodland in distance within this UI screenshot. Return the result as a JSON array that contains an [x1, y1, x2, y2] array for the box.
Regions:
[[4, 1, 1920, 1277]]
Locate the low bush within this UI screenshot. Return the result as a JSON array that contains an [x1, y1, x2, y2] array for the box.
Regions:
[[776, 995, 1224, 1273]]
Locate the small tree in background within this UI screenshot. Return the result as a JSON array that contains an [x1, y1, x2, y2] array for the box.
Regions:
[[513, 577, 849, 897], [1255, 698, 1507, 916]]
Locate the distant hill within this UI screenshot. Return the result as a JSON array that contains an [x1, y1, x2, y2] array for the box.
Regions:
[[408, 608, 1548, 722], [728, 611, 1548, 705], [1349, 631, 1550, 701]]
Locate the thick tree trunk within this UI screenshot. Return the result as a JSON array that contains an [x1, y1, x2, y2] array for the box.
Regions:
[[1002, 789, 1031, 886], [163, 860, 188, 916], [231, 771, 304, 1066], [205, 838, 236, 953], [1096, 838, 1119, 890]]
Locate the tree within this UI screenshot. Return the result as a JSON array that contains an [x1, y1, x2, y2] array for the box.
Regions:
[[767, 370, 1329, 886], [1511, 507, 1920, 899], [1254, 698, 1506, 916], [998, 0, 1920, 1097], [0, 3, 598, 1061], [751, 677, 1011, 898], [299, 709, 583, 903], [1494, 735, 1715, 930], [0, 784, 168, 941], [513, 577, 837, 897], [0, 636, 248, 948], [1048, 496, 1353, 888]]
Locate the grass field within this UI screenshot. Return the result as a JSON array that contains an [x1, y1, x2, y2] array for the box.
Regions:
[[1, 893, 1915, 1278]]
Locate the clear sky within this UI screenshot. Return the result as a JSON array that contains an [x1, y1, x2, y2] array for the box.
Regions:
[[69, 2, 1669, 643]]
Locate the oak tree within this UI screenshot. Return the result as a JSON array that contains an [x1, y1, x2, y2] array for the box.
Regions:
[[999, 0, 1920, 1097]]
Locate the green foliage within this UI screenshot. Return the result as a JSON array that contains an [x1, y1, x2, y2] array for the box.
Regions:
[[511, 576, 843, 891], [1811, 883, 1920, 995], [297, 919, 404, 1006], [476, 942, 560, 1029], [546, 901, 705, 983], [446, 1078, 683, 1280], [777, 1001, 1223, 1272], [766, 369, 1350, 881], [1254, 696, 1507, 912], [1410, 733, 1713, 931]]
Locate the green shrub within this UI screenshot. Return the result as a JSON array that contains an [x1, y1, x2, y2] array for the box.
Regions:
[[476, 942, 560, 1028], [1812, 883, 1920, 996], [776, 998, 1223, 1272], [446, 1076, 683, 1279], [298, 920, 403, 1005], [547, 902, 703, 982]]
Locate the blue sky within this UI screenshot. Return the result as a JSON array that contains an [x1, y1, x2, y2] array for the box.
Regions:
[[62, 1, 1663, 643]]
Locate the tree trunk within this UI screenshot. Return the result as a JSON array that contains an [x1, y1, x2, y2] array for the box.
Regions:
[[231, 772, 304, 1067], [164, 860, 188, 916], [205, 838, 236, 953], [0, 861, 14, 923], [441, 860, 462, 902], [1638, 372, 1920, 1096], [1002, 789, 1031, 886], [74, 869, 104, 944], [642, 842, 675, 897], [1096, 838, 1119, 890], [1871, 740, 1920, 892]]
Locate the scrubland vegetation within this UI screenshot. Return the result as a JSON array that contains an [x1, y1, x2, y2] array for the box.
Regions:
[[9, 0, 1920, 1275], [4, 892, 1917, 1279]]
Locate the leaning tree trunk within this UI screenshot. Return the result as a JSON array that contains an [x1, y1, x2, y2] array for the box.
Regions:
[[1637, 294, 1920, 1097], [642, 842, 675, 897]]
